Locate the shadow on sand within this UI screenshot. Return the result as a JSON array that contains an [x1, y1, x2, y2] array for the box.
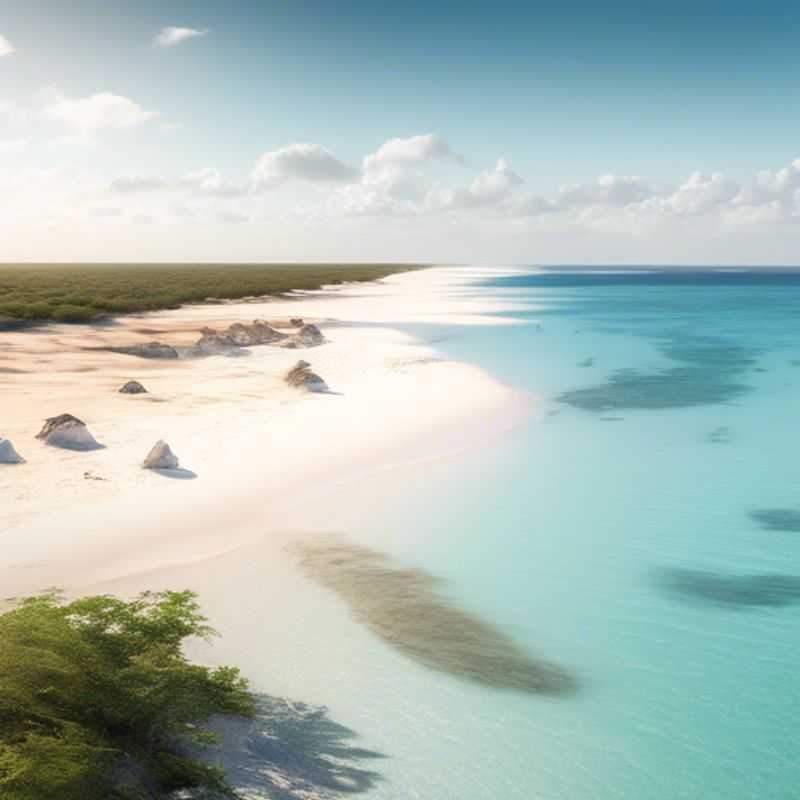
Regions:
[[151, 467, 198, 480], [196, 694, 386, 798], [289, 536, 577, 696]]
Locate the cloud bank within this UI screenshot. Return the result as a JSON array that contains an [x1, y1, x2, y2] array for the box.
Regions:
[[3, 125, 800, 263]]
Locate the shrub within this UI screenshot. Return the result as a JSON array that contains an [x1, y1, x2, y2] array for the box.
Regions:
[[0, 591, 254, 799], [51, 304, 99, 323]]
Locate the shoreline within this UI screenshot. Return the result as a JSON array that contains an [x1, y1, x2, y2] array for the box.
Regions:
[[1, 266, 532, 599]]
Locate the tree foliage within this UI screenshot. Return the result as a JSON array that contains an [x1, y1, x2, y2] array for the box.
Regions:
[[0, 263, 415, 323], [0, 590, 254, 799]]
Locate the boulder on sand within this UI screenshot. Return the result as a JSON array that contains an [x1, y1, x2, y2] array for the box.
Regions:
[[284, 360, 329, 393], [142, 440, 179, 470], [119, 380, 147, 394], [36, 414, 100, 451], [0, 438, 24, 464], [276, 323, 325, 349]]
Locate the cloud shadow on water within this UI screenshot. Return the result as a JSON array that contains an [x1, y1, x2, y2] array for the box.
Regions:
[[289, 536, 577, 696], [655, 568, 800, 608], [749, 509, 800, 532]]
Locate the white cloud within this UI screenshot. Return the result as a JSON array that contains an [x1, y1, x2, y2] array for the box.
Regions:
[[153, 27, 209, 48], [179, 167, 246, 197], [90, 206, 123, 218], [666, 171, 739, 215], [46, 91, 159, 141], [733, 159, 800, 217], [326, 134, 467, 217], [558, 174, 662, 208], [0, 34, 14, 57], [429, 158, 524, 210], [218, 210, 250, 224], [506, 194, 557, 218], [110, 168, 246, 198], [0, 99, 26, 128], [0, 138, 28, 154], [110, 175, 170, 193], [252, 143, 360, 190], [363, 134, 462, 172]]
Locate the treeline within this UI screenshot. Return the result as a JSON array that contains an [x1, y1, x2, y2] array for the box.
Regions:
[[0, 263, 417, 323]]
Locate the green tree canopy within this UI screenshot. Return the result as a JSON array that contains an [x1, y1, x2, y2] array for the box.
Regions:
[[0, 590, 254, 799]]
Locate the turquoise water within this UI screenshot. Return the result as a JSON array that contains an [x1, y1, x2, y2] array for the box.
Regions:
[[203, 269, 800, 798]]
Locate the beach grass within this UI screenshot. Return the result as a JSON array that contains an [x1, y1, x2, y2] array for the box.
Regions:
[[0, 262, 418, 323]]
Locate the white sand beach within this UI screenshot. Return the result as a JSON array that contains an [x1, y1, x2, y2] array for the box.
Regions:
[[0, 266, 532, 600]]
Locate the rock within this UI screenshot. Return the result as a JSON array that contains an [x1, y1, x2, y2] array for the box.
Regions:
[[108, 341, 179, 359], [142, 440, 179, 470], [188, 320, 287, 356], [36, 414, 100, 450], [0, 438, 24, 464], [229, 319, 286, 345], [119, 380, 147, 394], [290, 317, 304, 327], [188, 327, 237, 355], [285, 360, 329, 392], [83, 471, 107, 481], [276, 323, 326, 349]]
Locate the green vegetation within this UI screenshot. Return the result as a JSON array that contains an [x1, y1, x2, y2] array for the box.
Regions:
[[0, 263, 418, 323], [0, 590, 254, 799]]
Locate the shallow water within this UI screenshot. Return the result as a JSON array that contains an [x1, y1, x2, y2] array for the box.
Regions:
[[211, 268, 800, 799]]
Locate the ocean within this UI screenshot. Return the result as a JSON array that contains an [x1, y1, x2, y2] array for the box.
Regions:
[[198, 268, 800, 799]]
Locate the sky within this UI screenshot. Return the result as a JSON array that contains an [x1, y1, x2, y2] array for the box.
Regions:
[[1, 0, 800, 264]]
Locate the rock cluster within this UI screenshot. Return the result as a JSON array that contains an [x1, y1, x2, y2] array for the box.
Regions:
[[142, 440, 179, 470], [36, 414, 100, 450], [196, 320, 286, 349], [107, 319, 325, 360], [188, 320, 281, 356], [119, 380, 147, 394], [284, 360, 328, 392], [0, 438, 24, 464]]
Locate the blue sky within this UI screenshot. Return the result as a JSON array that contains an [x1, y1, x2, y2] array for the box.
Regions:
[[1, 0, 799, 263]]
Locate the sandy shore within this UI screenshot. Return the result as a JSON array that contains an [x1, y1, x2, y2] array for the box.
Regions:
[[1, 266, 532, 599]]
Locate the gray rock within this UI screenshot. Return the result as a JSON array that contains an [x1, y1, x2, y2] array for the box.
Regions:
[[142, 440, 179, 470], [119, 380, 147, 394], [275, 323, 325, 349], [108, 341, 179, 359], [36, 413, 100, 450], [285, 360, 329, 392], [0, 438, 24, 464]]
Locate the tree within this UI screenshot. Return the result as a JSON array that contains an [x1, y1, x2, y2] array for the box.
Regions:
[[0, 590, 254, 799]]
